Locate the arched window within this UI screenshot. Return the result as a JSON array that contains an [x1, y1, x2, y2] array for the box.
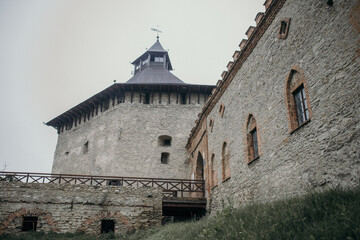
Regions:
[[196, 152, 205, 180], [158, 135, 172, 146], [210, 153, 217, 188], [221, 142, 230, 181], [285, 67, 312, 132], [246, 114, 259, 163]]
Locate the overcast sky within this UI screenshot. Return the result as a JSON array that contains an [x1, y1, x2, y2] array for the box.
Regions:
[[0, 0, 264, 173]]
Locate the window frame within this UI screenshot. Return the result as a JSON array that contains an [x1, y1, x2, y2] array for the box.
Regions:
[[278, 18, 291, 39], [221, 141, 231, 182]]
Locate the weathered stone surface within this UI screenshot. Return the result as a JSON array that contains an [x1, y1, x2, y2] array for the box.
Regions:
[[52, 92, 208, 179], [0, 182, 162, 235], [188, 0, 360, 213]]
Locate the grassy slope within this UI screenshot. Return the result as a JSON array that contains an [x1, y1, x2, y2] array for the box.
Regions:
[[1, 188, 359, 240]]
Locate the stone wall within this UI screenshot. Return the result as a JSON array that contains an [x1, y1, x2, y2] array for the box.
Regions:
[[0, 182, 162, 235], [188, 0, 360, 213], [52, 91, 206, 179]]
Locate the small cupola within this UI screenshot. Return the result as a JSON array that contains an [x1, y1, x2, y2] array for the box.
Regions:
[[131, 38, 173, 75]]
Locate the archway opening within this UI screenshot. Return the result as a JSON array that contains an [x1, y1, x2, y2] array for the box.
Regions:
[[196, 152, 204, 180]]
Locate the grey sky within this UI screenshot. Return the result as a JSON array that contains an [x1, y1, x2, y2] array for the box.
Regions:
[[0, 0, 264, 173]]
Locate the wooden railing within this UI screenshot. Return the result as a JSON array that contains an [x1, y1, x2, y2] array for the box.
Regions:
[[0, 171, 205, 198]]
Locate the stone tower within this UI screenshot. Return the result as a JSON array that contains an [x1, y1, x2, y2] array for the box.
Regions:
[[47, 39, 215, 179]]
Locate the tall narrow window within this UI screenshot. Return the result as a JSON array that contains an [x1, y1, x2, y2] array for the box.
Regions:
[[285, 68, 312, 132], [219, 103, 225, 117], [196, 152, 204, 180], [83, 141, 89, 154], [250, 128, 259, 159], [209, 118, 214, 132], [246, 114, 260, 163], [293, 86, 309, 126], [161, 152, 169, 164], [22, 216, 38, 231], [101, 219, 115, 234], [278, 18, 291, 39], [210, 153, 217, 188], [221, 142, 230, 181]]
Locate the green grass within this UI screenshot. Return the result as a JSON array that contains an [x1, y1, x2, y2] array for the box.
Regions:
[[1, 188, 359, 240]]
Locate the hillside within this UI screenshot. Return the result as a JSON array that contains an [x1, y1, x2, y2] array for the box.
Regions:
[[1, 188, 359, 240]]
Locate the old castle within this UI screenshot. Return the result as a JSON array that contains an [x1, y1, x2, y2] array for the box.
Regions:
[[1, 0, 359, 235]]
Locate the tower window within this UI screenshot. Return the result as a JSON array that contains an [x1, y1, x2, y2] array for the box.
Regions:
[[83, 141, 89, 154], [22, 216, 38, 231], [219, 103, 225, 117], [209, 118, 214, 132], [154, 57, 164, 63], [107, 179, 122, 186], [158, 135, 172, 146], [161, 152, 170, 164], [101, 219, 115, 234], [278, 18, 291, 39]]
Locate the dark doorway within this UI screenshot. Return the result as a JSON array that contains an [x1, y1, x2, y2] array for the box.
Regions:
[[22, 216, 38, 231], [101, 219, 115, 234], [196, 152, 204, 180]]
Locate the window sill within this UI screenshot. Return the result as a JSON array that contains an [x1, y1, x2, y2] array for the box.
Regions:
[[222, 176, 231, 183], [290, 119, 311, 134], [247, 156, 260, 165]]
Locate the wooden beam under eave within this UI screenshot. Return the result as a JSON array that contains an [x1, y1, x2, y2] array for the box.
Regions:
[[130, 85, 133, 103], [188, 85, 192, 104]]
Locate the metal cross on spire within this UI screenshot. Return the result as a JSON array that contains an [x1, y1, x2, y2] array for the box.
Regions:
[[151, 25, 162, 41]]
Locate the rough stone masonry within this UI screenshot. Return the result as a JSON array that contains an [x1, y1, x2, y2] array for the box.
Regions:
[[0, 182, 162, 235]]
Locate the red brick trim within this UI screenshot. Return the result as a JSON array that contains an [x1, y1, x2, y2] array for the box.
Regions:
[[0, 208, 60, 234], [186, 0, 287, 150]]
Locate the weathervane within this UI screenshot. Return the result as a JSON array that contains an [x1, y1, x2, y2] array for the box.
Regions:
[[151, 25, 162, 40]]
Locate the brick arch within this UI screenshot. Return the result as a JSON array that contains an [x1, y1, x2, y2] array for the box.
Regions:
[[244, 113, 261, 164], [78, 211, 133, 234], [0, 208, 59, 234], [284, 66, 312, 132], [221, 141, 230, 181], [195, 151, 205, 181]]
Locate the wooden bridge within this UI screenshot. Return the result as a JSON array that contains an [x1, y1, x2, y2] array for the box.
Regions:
[[0, 171, 206, 219]]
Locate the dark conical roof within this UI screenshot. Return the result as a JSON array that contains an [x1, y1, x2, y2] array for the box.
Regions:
[[147, 40, 167, 52], [126, 67, 185, 85], [126, 39, 185, 85]]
